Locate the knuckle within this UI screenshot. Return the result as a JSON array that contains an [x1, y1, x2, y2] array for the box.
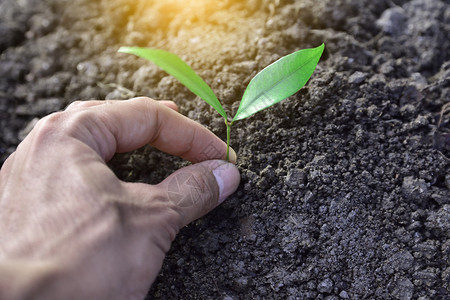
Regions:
[[33, 110, 95, 141], [62, 110, 93, 131], [33, 108, 113, 159], [65, 100, 84, 110], [132, 96, 154, 102], [153, 200, 182, 243], [65, 100, 96, 110], [33, 111, 66, 136], [24, 111, 70, 150]]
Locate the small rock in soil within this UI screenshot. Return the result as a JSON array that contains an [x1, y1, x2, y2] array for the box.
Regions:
[[426, 205, 450, 238], [376, 7, 407, 37], [284, 168, 305, 189], [348, 71, 367, 85], [317, 278, 334, 294], [392, 278, 414, 300], [402, 176, 430, 204], [384, 250, 415, 274]]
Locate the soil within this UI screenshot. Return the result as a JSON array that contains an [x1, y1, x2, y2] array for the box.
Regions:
[[1, 0, 449, 299]]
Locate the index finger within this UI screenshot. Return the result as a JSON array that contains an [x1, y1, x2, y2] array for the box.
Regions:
[[67, 97, 236, 163]]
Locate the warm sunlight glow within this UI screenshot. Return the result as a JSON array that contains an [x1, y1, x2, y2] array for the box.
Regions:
[[129, 0, 243, 31], [121, 0, 267, 63]]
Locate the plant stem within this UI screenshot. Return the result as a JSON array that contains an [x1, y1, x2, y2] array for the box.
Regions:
[[225, 121, 231, 162]]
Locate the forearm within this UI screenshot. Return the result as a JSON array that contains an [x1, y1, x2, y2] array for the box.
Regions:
[[0, 259, 61, 300], [0, 251, 125, 300], [0, 205, 125, 300]]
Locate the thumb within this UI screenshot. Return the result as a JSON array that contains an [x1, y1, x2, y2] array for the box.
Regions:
[[158, 160, 240, 227]]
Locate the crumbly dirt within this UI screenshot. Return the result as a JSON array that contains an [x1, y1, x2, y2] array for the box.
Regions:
[[1, 0, 449, 299]]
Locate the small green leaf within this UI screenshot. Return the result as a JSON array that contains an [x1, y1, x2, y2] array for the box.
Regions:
[[118, 47, 227, 119], [232, 43, 324, 122]]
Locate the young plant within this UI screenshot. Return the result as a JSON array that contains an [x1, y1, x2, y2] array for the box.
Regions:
[[118, 43, 324, 161]]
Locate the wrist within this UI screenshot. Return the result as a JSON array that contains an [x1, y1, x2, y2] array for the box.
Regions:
[[0, 259, 61, 300]]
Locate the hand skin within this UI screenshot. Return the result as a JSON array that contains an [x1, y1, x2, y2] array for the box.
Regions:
[[0, 97, 240, 300]]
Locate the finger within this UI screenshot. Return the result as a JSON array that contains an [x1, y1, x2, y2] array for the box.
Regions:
[[65, 99, 178, 112], [65, 100, 110, 110], [158, 100, 178, 112], [161, 160, 240, 225], [0, 152, 16, 189], [130, 160, 240, 228], [64, 97, 236, 163]]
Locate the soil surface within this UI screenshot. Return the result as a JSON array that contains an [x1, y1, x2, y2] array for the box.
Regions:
[[1, 0, 449, 299]]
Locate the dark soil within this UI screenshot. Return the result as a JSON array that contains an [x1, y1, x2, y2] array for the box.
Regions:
[[1, 0, 449, 299]]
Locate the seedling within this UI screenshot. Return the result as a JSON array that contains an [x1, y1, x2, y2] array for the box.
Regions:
[[118, 44, 324, 161]]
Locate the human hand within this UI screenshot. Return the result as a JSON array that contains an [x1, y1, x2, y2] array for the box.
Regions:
[[0, 97, 240, 300]]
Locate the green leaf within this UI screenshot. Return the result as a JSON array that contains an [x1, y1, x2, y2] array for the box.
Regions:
[[232, 43, 325, 122], [118, 47, 227, 119]]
